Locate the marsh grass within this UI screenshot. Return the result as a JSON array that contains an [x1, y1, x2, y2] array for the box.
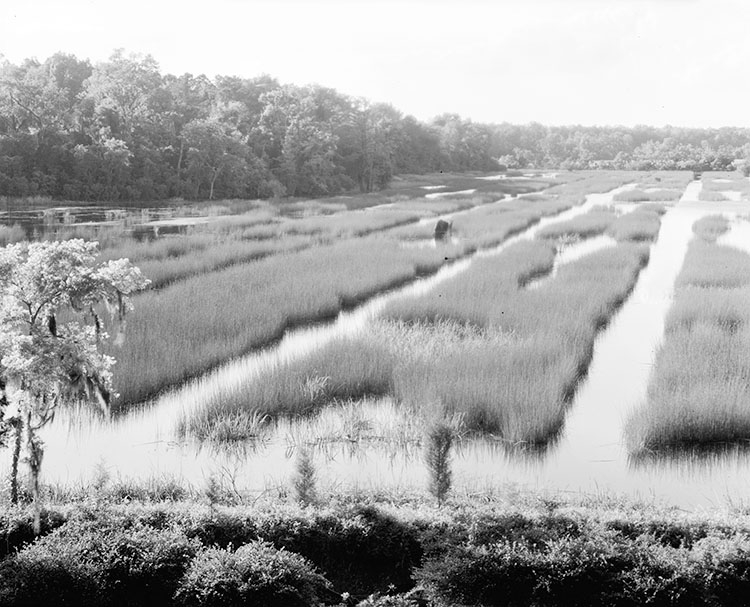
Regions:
[[613, 189, 682, 202], [626, 232, 750, 452], [277, 209, 422, 237], [698, 190, 729, 202], [692, 215, 729, 243], [453, 196, 577, 249], [131, 236, 314, 288], [390, 194, 577, 246], [537, 207, 616, 239], [606, 206, 665, 242], [383, 243, 650, 442], [542, 171, 648, 197], [182, 333, 397, 438], [676, 240, 749, 288], [636, 171, 694, 190], [184, 210, 653, 446], [701, 172, 750, 195], [111, 238, 460, 405]]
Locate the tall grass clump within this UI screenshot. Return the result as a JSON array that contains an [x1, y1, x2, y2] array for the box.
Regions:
[[676, 239, 748, 289], [692, 214, 729, 243], [425, 423, 453, 505], [537, 207, 616, 240], [293, 449, 318, 507], [182, 332, 396, 438], [698, 190, 729, 202], [625, 232, 750, 452], [606, 205, 665, 242], [109, 238, 459, 405], [613, 188, 682, 202], [456, 196, 577, 249], [381, 240, 651, 443]]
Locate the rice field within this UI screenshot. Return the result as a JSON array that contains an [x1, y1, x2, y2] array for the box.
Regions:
[[13, 170, 750, 509], [108, 237, 467, 405], [185, 213, 656, 446], [625, 216, 750, 452]]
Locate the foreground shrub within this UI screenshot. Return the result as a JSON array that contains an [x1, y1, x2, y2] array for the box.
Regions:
[[0, 520, 198, 607], [0, 508, 68, 560], [185, 505, 423, 596], [415, 535, 710, 607], [174, 540, 331, 607]]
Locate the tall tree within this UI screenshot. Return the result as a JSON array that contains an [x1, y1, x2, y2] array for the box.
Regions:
[[0, 240, 149, 533]]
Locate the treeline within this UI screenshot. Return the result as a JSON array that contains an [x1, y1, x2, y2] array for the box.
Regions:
[[495, 123, 750, 173], [0, 51, 498, 201], [1, 51, 750, 203]]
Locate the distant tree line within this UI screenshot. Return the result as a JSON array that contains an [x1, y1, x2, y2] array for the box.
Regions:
[[494, 123, 750, 174], [1, 50, 750, 202]]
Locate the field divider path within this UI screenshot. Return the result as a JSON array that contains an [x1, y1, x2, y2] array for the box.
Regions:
[[28, 183, 639, 484]]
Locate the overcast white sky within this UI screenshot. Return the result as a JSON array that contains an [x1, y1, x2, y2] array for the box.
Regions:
[[1, 0, 749, 128]]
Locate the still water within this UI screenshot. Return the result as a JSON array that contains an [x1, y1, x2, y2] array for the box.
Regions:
[[9, 183, 750, 509]]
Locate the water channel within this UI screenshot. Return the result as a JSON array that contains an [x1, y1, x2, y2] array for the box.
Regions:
[[8, 180, 750, 509]]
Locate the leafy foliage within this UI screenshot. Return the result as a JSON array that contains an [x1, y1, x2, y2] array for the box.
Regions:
[[173, 540, 330, 607]]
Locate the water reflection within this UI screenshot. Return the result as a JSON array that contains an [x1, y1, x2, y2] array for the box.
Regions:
[[629, 441, 750, 471]]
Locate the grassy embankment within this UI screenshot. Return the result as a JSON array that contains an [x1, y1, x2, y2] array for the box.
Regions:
[[4, 490, 750, 606], [184, 204, 660, 445], [626, 215, 750, 452]]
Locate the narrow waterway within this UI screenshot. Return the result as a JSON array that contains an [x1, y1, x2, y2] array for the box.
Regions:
[[510, 205, 709, 501], [19, 184, 638, 490]]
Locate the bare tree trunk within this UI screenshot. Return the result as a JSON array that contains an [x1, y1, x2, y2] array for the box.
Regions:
[[176, 139, 184, 177], [9, 417, 21, 505], [26, 410, 43, 536], [209, 167, 219, 200]]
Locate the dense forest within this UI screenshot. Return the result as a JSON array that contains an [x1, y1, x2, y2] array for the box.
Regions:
[[1, 50, 750, 202]]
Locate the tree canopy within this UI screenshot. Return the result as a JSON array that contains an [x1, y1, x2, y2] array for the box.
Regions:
[[0, 239, 148, 531], [1, 50, 749, 203]]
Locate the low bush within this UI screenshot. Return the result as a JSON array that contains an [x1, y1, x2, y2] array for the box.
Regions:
[[0, 520, 199, 607], [0, 508, 69, 561], [173, 540, 331, 607], [185, 505, 423, 596]]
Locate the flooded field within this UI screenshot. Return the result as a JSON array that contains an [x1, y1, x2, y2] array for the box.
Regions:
[[4, 171, 750, 509]]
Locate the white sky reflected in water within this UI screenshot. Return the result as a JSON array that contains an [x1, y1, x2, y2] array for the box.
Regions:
[[2, 0, 750, 127]]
